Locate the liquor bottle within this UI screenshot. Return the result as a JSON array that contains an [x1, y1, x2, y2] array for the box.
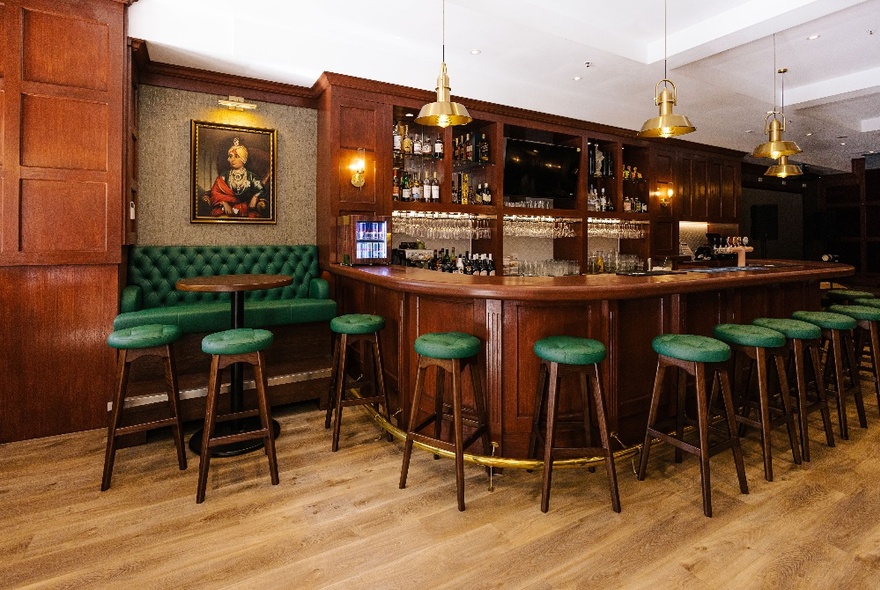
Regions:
[[392, 169, 400, 201], [441, 248, 451, 272], [478, 133, 490, 162], [421, 132, 432, 156], [411, 172, 422, 202], [624, 196, 632, 212], [434, 135, 444, 159], [482, 182, 492, 205], [474, 183, 483, 205], [393, 122, 401, 154], [402, 126, 413, 154], [486, 253, 496, 276], [599, 188, 606, 211], [465, 132, 474, 162], [401, 171, 411, 202], [431, 171, 440, 202], [461, 173, 469, 205], [413, 133, 422, 155], [424, 172, 433, 203], [456, 252, 465, 274]]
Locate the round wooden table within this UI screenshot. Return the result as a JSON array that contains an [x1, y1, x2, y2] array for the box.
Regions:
[[177, 274, 293, 456]]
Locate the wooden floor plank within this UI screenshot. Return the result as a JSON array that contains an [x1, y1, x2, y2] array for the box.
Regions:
[[2, 373, 880, 589]]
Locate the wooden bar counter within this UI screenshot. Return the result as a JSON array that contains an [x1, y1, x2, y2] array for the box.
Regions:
[[327, 261, 854, 460]]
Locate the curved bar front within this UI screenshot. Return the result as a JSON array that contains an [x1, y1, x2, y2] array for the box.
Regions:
[[328, 261, 853, 460]]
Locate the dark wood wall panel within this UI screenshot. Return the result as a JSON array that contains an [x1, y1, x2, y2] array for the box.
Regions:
[[21, 8, 109, 90], [20, 94, 108, 170], [20, 179, 107, 251], [0, 265, 117, 443]]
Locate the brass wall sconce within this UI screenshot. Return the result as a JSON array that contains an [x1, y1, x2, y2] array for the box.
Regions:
[[657, 183, 674, 207], [350, 148, 366, 188], [218, 96, 257, 111]]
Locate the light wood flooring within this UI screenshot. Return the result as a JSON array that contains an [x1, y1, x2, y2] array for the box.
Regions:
[[3, 374, 880, 589]]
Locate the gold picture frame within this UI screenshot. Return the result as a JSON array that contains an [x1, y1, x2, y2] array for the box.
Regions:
[[191, 120, 277, 224]]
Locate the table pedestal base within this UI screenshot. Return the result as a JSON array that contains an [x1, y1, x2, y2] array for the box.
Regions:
[[188, 418, 281, 457]]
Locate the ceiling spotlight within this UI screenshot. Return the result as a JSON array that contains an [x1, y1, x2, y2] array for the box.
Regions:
[[806, 34, 820, 40], [470, 49, 481, 55], [573, 76, 582, 81], [584, 61, 593, 68]]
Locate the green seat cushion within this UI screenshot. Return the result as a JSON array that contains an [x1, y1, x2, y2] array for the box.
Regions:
[[713, 323, 786, 348], [331, 314, 385, 335], [202, 328, 274, 355], [113, 299, 337, 334], [858, 299, 880, 310], [827, 304, 880, 322], [652, 334, 731, 363], [752, 317, 821, 340], [107, 324, 182, 350], [534, 336, 606, 366], [791, 310, 857, 331], [825, 289, 875, 302], [414, 332, 481, 360]]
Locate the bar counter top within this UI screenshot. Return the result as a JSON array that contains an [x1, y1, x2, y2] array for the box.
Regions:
[[327, 260, 854, 302]]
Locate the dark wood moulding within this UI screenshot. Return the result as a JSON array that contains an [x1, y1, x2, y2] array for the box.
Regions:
[[327, 261, 854, 460]]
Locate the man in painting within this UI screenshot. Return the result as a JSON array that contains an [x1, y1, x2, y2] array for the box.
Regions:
[[208, 137, 268, 217]]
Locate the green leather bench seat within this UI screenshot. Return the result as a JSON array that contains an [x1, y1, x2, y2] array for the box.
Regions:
[[113, 245, 336, 334]]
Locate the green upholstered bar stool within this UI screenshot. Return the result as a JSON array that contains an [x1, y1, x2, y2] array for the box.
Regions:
[[752, 318, 835, 461], [825, 290, 875, 305], [102, 324, 187, 491], [792, 311, 865, 440], [827, 304, 880, 414], [527, 336, 620, 513], [399, 332, 490, 511], [196, 328, 279, 503], [712, 324, 801, 481], [324, 314, 392, 451], [637, 334, 749, 517]]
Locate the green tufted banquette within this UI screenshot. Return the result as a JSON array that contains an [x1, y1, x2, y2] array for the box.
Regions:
[[113, 245, 336, 334]]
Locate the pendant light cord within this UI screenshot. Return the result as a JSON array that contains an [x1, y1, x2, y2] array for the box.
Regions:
[[442, 0, 446, 63], [663, 0, 668, 81], [773, 34, 778, 113]]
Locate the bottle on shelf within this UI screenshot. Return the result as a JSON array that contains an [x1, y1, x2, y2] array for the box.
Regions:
[[486, 253, 495, 276], [392, 169, 400, 201], [421, 132, 432, 156], [402, 126, 413, 154], [411, 171, 422, 202], [393, 122, 402, 154], [478, 133, 490, 163], [474, 183, 483, 205], [401, 171, 411, 202], [434, 134, 444, 159], [431, 171, 440, 202], [482, 182, 492, 205], [465, 132, 474, 162], [461, 173, 470, 205], [413, 133, 422, 155]]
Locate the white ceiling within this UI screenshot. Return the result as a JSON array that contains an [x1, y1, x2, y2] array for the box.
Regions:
[[128, 0, 880, 174]]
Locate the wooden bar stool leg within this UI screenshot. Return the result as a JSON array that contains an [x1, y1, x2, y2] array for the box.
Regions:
[[868, 322, 880, 413], [528, 362, 549, 459], [753, 349, 775, 481], [773, 352, 802, 467], [719, 367, 749, 496], [399, 360, 429, 490], [638, 359, 666, 480], [809, 342, 836, 449], [101, 351, 130, 491], [197, 355, 222, 504], [331, 334, 349, 452], [450, 358, 466, 512], [830, 330, 851, 439], [843, 330, 868, 429], [590, 364, 620, 513], [254, 350, 279, 485], [432, 368, 446, 460], [674, 366, 687, 464], [163, 346, 187, 472], [325, 333, 342, 429], [540, 361, 560, 513], [694, 362, 713, 517]]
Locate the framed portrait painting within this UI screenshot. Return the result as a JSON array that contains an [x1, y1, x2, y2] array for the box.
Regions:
[[191, 120, 277, 224]]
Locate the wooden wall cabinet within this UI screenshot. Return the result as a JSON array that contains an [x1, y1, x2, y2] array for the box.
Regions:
[[315, 74, 743, 274]]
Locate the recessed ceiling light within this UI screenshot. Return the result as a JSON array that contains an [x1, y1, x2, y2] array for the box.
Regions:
[[840, 142, 847, 146], [806, 34, 820, 40], [573, 76, 582, 81], [584, 61, 593, 68], [805, 132, 813, 136], [745, 129, 754, 134], [470, 49, 481, 55]]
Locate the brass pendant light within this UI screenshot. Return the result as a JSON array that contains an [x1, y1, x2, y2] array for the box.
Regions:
[[753, 35, 802, 177], [639, 0, 695, 138], [416, 0, 472, 128], [764, 154, 803, 178]]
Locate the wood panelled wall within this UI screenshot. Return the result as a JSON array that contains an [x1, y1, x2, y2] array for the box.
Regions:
[[0, 0, 127, 442]]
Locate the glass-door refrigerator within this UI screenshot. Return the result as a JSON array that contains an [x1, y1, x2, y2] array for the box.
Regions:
[[337, 215, 391, 265]]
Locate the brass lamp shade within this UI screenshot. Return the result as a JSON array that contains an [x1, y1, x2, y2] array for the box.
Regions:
[[765, 155, 802, 178], [752, 115, 801, 159], [416, 62, 472, 128], [638, 81, 695, 138]]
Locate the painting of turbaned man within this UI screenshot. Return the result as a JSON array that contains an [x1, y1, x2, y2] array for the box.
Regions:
[[191, 120, 277, 224]]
